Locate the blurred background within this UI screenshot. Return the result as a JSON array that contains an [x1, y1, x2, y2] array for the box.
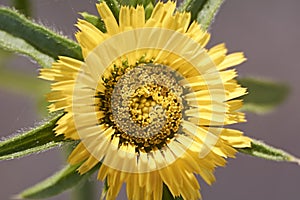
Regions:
[[0, 0, 300, 200]]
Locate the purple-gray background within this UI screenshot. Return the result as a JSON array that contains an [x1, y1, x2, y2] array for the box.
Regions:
[[0, 0, 300, 200]]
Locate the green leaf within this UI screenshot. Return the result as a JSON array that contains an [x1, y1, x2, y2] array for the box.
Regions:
[[239, 78, 289, 114], [59, 140, 96, 200], [0, 63, 49, 94], [178, 0, 224, 30], [238, 139, 300, 165], [0, 30, 54, 68], [18, 163, 100, 199], [0, 64, 50, 116], [0, 113, 66, 160], [71, 178, 96, 200], [0, 7, 82, 60], [195, 0, 224, 30], [178, 0, 207, 20]]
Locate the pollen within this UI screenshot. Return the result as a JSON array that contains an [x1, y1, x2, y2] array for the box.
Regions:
[[97, 63, 186, 153]]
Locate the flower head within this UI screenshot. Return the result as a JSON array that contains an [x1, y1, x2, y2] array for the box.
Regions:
[[40, 1, 251, 199]]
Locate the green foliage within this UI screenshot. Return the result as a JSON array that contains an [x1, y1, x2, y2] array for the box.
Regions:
[[71, 179, 96, 200], [118, 0, 155, 20], [144, 1, 154, 20], [0, 30, 54, 68], [0, 7, 82, 60], [0, 63, 50, 115], [195, 0, 224, 30], [80, 12, 107, 33], [0, 64, 49, 95], [99, 0, 120, 21], [0, 114, 66, 160], [118, 0, 155, 7], [178, 0, 207, 20], [178, 0, 224, 30], [18, 163, 100, 199], [238, 139, 300, 164], [162, 184, 183, 200], [239, 78, 289, 114], [0, 1, 296, 200]]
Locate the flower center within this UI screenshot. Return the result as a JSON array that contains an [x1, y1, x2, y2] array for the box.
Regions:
[[129, 84, 181, 128], [129, 86, 158, 127], [98, 62, 187, 153]]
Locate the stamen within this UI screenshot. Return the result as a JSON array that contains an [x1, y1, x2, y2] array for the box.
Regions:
[[97, 62, 189, 153]]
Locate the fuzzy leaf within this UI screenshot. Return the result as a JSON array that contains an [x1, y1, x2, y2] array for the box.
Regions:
[[0, 7, 82, 60], [239, 78, 289, 114], [195, 0, 224, 30], [178, 0, 224, 30], [18, 163, 100, 199], [0, 30, 54, 68], [0, 113, 66, 160], [238, 139, 300, 165]]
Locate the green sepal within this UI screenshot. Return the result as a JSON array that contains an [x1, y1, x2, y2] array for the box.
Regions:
[[239, 78, 289, 114], [98, 0, 154, 21], [18, 162, 101, 199], [0, 30, 54, 68], [118, 0, 155, 7], [100, 178, 109, 200], [80, 12, 107, 33], [99, 0, 120, 22], [0, 113, 66, 160], [162, 184, 183, 200], [144, 1, 154, 20], [117, 0, 154, 19], [238, 139, 300, 164], [178, 0, 224, 30], [0, 7, 82, 60]]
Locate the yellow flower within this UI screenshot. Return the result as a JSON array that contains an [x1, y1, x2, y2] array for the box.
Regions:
[[40, 1, 251, 200]]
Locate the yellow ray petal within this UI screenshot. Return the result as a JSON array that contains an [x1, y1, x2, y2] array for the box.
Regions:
[[68, 142, 90, 165], [78, 155, 99, 174], [218, 52, 246, 70], [96, 3, 119, 35]]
